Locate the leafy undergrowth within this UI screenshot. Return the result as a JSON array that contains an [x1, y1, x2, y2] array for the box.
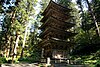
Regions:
[[0, 56, 40, 64], [0, 57, 7, 64]]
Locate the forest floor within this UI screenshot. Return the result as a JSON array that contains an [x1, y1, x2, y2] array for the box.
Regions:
[[1, 63, 89, 67]]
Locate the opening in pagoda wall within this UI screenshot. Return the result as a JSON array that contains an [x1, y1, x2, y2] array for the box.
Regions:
[[52, 49, 68, 59]]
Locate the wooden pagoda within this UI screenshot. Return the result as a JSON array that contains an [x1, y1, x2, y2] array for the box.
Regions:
[[39, 0, 76, 62]]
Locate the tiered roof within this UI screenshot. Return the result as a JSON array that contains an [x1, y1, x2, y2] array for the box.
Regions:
[[40, 17, 75, 30], [39, 38, 75, 49], [41, 9, 72, 22], [39, 0, 76, 45], [39, 27, 77, 40], [42, 0, 71, 16]]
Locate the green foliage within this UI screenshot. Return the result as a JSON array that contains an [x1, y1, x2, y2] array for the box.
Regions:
[[94, 0, 100, 22], [57, 0, 70, 7], [18, 57, 31, 63], [39, 64, 44, 67], [95, 60, 100, 67], [0, 57, 7, 64], [72, 0, 100, 56], [18, 55, 40, 63], [41, 0, 50, 11], [0, 0, 40, 63]]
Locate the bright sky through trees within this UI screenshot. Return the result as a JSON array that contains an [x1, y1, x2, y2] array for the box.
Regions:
[[71, 0, 88, 11]]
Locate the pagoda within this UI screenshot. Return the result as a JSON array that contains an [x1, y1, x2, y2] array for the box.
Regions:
[[39, 0, 76, 62]]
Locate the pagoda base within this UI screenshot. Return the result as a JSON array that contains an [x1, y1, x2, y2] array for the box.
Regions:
[[41, 49, 70, 63]]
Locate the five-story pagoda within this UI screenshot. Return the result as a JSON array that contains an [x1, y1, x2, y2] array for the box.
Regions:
[[39, 0, 76, 62]]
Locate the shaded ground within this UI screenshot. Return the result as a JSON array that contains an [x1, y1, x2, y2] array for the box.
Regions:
[[1, 63, 89, 67], [1, 63, 39, 67]]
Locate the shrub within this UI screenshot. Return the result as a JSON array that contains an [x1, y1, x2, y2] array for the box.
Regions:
[[0, 57, 7, 64], [95, 60, 100, 67]]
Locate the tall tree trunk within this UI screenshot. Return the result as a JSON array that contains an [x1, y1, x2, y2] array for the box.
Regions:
[[86, 0, 100, 36], [20, 26, 28, 58], [14, 35, 20, 58], [6, 36, 11, 58], [12, 34, 18, 63], [12, 34, 20, 63], [4, 34, 9, 57], [77, 0, 91, 43], [9, 36, 13, 57]]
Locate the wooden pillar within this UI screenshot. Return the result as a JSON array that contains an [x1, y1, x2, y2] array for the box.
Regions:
[[41, 48, 44, 58]]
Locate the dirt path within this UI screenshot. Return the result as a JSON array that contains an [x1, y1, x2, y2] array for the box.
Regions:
[[1, 63, 39, 67]]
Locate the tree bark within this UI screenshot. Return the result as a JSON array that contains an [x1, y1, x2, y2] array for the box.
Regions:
[[9, 36, 13, 57], [20, 26, 28, 58], [12, 34, 18, 63], [86, 0, 100, 36], [14, 35, 20, 58]]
